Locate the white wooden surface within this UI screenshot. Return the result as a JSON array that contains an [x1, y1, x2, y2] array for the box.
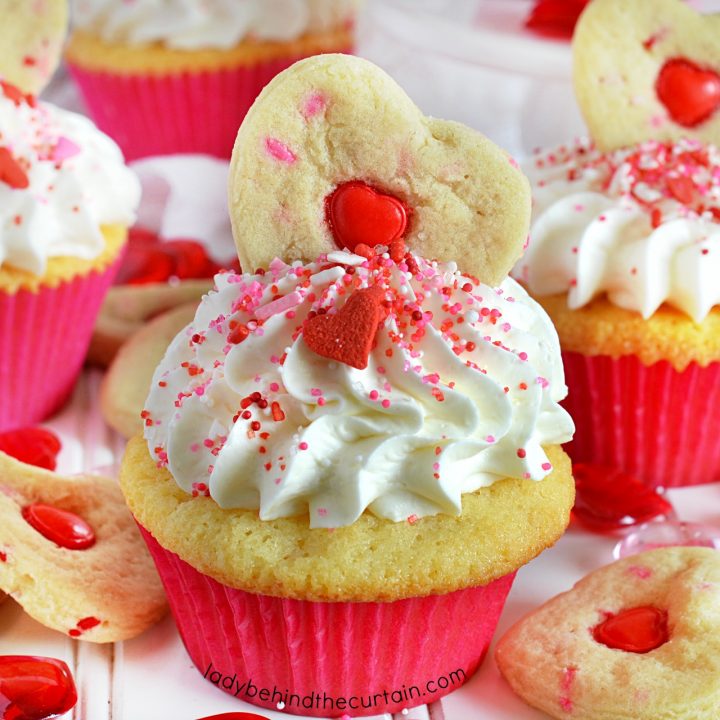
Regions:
[[2, 370, 720, 720]]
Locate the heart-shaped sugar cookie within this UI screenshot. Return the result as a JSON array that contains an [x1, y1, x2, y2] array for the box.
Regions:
[[229, 54, 531, 287], [573, 0, 720, 151], [495, 547, 720, 720], [0, 450, 167, 642], [0, 0, 68, 96]]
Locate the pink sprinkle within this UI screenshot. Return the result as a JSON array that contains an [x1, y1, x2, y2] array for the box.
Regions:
[[302, 91, 327, 119], [269, 382, 280, 392], [369, 390, 379, 401], [318, 397, 326, 406], [381, 399, 391, 408], [310, 388, 323, 397], [255, 290, 303, 320], [265, 137, 297, 164], [486, 435, 495, 443], [190, 443, 200, 452], [542, 462, 552, 471], [433, 462, 440, 471], [559, 666, 577, 714], [317, 508, 328, 517], [377, 366, 386, 374], [274, 477, 282, 485], [298, 442, 309, 451], [51, 136, 81, 162], [518, 352, 528, 361], [628, 565, 652, 579]]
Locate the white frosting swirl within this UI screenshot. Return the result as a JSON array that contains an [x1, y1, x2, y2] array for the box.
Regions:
[[0, 82, 140, 276], [72, 0, 359, 50], [144, 249, 573, 528], [515, 138, 720, 322]]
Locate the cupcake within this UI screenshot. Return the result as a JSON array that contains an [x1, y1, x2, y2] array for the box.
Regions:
[[513, 0, 720, 489], [120, 54, 575, 716], [65, 0, 360, 161], [0, 2, 140, 431]]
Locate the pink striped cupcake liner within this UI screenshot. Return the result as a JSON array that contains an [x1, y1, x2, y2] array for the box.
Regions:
[[68, 48, 353, 162], [139, 525, 515, 717], [561, 351, 720, 489], [0, 259, 121, 431]]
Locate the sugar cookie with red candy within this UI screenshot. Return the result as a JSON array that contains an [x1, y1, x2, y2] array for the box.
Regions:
[[229, 54, 531, 287], [0, 451, 166, 642], [0, 0, 68, 95], [495, 547, 720, 720], [573, 0, 720, 151]]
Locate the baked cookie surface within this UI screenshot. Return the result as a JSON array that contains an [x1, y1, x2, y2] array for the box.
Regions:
[[496, 547, 720, 720]]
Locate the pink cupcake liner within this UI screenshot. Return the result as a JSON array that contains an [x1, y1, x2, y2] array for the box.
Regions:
[[68, 47, 353, 162], [139, 525, 515, 717], [561, 351, 720, 489], [0, 259, 121, 432]]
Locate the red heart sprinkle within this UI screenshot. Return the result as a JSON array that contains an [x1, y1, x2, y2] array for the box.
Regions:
[[303, 286, 385, 370], [22, 504, 96, 551], [0, 655, 77, 720], [593, 607, 669, 653], [525, 0, 590, 39], [656, 58, 720, 128], [0, 428, 61, 471], [572, 463, 674, 532], [0, 147, 29, 190], [326, 181, 409, 253]]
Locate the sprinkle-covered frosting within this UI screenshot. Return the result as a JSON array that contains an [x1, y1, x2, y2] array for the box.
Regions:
[[0, 81, 140, 276], [515, 138, 720, 322], [144, 248, 574, 529], [72, 0, 359, 50]]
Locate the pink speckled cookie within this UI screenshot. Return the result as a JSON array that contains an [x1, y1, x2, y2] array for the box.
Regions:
[[573, 0, 720, 151], [496, 547, 720, 720], [0, 0, 68, 94], [0, 450, 166, 642], [229, 53, 531, 287]]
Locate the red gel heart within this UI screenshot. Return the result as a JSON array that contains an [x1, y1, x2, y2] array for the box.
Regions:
[[525, 0, 590, 39], [0, 655, 77, 720], [0, 147, 29, 190], [593, 607, 669, 653], [326, 181, 408, 253], [572, 464, 674, 532], [303, 286, 385, 370], [115, 227, 236, 286], [22, 504, 96, 551], [0, 428, 61, 471], [656, 58, 720, 128]]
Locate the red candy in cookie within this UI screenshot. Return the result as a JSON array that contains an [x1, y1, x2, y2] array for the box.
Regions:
[[303, 285, 386, 369], [22, 503, 96, 551], [572, 463, 674, 532], [0, 655, 77, 720], [326, 181, 409, 253], [593, 606, 669, 653], [0, 428, 61, 471], [656, 58, 720, 128]]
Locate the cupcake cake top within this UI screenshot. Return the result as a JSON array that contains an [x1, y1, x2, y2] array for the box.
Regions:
[[143, 250, 573, 528], [515, 0, 720, 321], [71, 0, 359, 50], [143, 54, 573, 529], [515, 137, 720, 322], [0, 82, 141, 276]]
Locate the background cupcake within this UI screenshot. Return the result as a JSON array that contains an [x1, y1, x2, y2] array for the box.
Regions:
[[66, 0, 360, 161], [120, 55, 575, 716], [0, 0, 140, 431], [514, 0, 720, 489]]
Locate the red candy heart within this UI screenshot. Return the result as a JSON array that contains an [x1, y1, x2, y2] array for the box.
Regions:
[[0, 147, 29, 190], [326, 181, 408, 253], [115, 227, 237, 286], [0, 655, 77, 720], [572, 463, 674, 532], [525, 0, 590, 39], [0, 428, 61, 471], [303, 286, 385, 370], [656, 58, 720, 128], [593, 606, 669, 653], [22, 503, 96, 551]]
